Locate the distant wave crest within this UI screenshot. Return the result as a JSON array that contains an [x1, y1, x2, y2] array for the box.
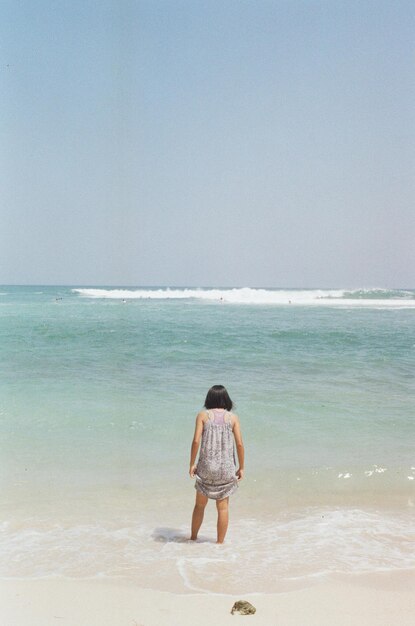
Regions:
[[72, 287, 415, 307]]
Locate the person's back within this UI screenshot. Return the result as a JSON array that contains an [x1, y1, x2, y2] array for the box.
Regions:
[[189, 385, 244, 544], [195, 408, 239, 499]]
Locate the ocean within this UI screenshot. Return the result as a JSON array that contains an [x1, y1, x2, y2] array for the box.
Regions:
[[1, 285, 414, 593]]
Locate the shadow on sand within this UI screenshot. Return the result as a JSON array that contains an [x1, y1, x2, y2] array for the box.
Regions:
[[152, 527, 213, 543]]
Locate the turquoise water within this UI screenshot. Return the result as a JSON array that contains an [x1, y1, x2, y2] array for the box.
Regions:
[[1, 285, 414, 592]]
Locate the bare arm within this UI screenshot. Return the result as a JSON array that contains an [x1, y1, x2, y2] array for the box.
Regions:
[[189, 412, 205, 477], [232, 414, 245, 479]]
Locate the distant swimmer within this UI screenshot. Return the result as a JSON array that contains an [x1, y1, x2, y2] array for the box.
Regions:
[[122, 299, 127, 303], [55, 297, 63, 301]]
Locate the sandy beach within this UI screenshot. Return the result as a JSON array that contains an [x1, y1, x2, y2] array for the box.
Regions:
[[2, 571, 415, 626]]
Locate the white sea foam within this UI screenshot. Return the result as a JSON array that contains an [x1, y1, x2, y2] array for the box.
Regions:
[[1, 508, 413, 592], [72, 287, 415, 307]]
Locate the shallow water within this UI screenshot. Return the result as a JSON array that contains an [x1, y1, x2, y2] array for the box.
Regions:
[[1, 285, 414, 591]]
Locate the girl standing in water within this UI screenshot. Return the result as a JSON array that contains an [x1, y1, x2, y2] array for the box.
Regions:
[[189, 385, 244, 544]]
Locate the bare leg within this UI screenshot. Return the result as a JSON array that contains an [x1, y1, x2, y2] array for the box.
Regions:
[[216, 496, 229, 544], [190, 491, 208, 540]]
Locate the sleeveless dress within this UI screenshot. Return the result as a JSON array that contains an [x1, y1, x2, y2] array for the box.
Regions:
[[195, 408, 239, 500]]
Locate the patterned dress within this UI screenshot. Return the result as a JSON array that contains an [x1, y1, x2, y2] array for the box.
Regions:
[[195, 408, 239, 500]]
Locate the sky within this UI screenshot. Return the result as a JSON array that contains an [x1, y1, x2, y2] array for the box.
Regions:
[[1, 0, 414, 288]]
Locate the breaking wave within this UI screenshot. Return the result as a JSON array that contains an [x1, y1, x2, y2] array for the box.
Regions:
[[72, 287, 415, 307]]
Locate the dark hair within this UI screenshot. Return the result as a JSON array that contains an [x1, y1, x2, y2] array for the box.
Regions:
[[204, 385, 233, 411]]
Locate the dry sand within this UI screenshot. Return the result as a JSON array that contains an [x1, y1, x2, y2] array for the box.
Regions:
[[1, 571, 414, 626]]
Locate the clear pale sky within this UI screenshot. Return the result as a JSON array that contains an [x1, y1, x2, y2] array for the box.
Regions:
[[1, 0, 414, 287]]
